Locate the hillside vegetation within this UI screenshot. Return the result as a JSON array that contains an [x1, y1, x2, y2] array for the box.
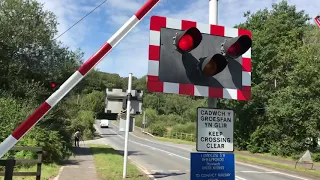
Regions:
[[1, 0, 320, 163]]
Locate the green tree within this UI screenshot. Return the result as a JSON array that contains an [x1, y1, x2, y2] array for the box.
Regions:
[[220, 0, 319, 156]]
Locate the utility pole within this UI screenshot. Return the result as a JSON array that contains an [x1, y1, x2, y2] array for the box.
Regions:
[[122, 73, 132, 179], [208, 0, 219, 108]]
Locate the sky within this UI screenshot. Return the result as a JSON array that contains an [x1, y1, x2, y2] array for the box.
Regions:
[[36, 0, 320, 78]]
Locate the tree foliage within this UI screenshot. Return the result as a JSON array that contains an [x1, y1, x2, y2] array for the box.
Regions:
[[219, 1, 320, 156], [1, 0, 320, 163]]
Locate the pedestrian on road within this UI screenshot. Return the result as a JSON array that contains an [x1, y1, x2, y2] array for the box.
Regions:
[[74, 129, 81, 147]]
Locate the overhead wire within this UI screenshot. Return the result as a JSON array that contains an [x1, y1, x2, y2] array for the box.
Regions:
[[53, 0, 108, 40]]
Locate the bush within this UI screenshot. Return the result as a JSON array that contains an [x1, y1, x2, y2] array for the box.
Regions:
[[247, 125, 273, 153], [171, 122, 196, 135], [0, 96, 71, 162], [17, 127, 70, 163], [0, 97, 33, 143], [312, 152, 320, 162], [149, 123, 167, 137]]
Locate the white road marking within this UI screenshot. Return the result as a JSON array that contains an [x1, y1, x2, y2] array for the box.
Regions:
[[109, 127, 249, 179], [236, 161, 310, 180], [236, 170, 277, 173], [112, 123, 192, 151], [105, 125, 310, 180], [109, 129, 190, 161], [53, 166, 64, 180], [129, 157, 158, 180], [236, 176, 247, 180], [168, 170, 181, 172], [273, 171, 310, 180], [95, 125, 159, 179], [151, 170, 164, 172]]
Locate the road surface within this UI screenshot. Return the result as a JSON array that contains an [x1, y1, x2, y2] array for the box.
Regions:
[[95, 122, 312, 180]]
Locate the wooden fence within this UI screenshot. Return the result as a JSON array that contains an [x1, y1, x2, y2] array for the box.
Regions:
[[0, 146, 43, 180], [163, 132, 196, 142]]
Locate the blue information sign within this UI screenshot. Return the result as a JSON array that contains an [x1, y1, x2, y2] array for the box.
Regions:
[[190, 152, 235, 180]]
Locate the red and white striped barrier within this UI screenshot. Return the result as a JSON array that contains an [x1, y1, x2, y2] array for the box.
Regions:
[[0, 0, 160, 158], [315, 16, 320, 28]]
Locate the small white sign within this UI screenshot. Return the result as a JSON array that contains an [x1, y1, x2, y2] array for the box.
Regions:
[[197, 107, 234, 152]]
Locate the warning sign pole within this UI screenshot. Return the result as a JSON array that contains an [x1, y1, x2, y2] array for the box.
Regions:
[[189, 1, 236, 179], [208, 0, 218, 108]]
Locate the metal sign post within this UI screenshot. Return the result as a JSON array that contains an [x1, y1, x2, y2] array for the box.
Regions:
[[123, 73, 132, 179], [142, 112, 146, 131], [190, 1, 236, 179], [208, 0, 218, 108]]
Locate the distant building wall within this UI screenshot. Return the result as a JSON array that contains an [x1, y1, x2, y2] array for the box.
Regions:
[[105, 88, 143, 114]]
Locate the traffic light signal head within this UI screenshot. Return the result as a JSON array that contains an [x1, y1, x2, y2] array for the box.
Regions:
[[174, 27, 202, 52], [222, 35, 252, 59], [147, 16, 252, 101], [200, 54, 227, 77]]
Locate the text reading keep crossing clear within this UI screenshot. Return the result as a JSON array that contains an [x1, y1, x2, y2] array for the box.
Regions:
[[197, 108, 234, 152]]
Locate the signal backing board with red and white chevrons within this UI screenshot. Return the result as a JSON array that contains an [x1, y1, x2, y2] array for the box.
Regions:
[[147, 15, 252, 101]]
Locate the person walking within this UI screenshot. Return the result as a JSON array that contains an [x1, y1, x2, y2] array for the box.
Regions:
[[74, 129, 81, 147]]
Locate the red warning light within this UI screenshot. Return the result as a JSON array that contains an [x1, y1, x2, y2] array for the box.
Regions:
[[178, 34, 194, 51], [223, 35, 252, 59], [174, 27, 202, 53], [227, 42, 241, 56], [51, 82, 56, 88]]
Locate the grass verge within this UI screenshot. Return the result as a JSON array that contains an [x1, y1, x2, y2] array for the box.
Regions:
[[0, 163, 60, 180], [236, 154, 320, 178], [235, 150, 320, 166], [156, 136, 196, 146], [89, 144, 149, 180]]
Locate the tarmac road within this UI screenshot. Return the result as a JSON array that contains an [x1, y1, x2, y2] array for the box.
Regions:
[[95, 122, 312, 180]]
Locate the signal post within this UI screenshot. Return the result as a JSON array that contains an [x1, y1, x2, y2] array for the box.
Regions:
[[147, 2, 252, 178]]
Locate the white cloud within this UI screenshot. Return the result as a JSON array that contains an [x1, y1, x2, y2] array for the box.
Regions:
[[108, 13, 131, 26], [36, 0, 96, 50], [106, 0, 142, 12]]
